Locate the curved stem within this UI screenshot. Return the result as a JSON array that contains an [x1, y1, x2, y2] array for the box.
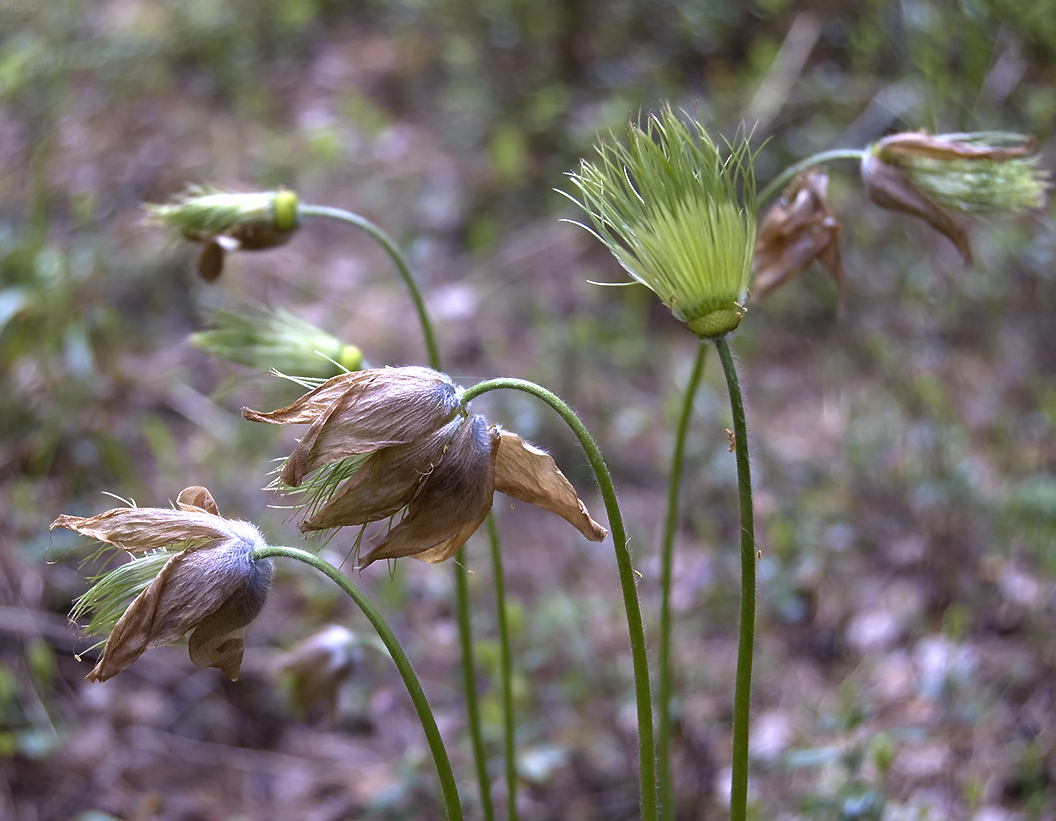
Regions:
[[657, 341, 708, 819], [488, 514, 520, 820], [299, 204, 442, 370], [714, 337, 756, 821], [460, 378, 658, 821], [756, 148, 866, 208], [253, 545, 463, 821]]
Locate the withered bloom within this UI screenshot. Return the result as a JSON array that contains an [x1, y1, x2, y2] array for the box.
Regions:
[[243, 366, 608, 567], [862, 131, 1049, 264], [276, 624, 362, 719], [752, 171, 844, 298], [861, 150, 973, 264], [145, 186, 301, 281], [51, 486, 273, 682]]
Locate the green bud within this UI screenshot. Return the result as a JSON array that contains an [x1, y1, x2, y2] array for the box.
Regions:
[[189, 303, 364, 378], [145, 186, 301, 280]]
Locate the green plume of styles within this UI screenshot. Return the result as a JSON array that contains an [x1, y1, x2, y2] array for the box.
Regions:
[[563, 104, 757, 339]]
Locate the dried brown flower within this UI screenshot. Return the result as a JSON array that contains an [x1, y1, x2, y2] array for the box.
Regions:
[[243, 367, 608, 566], [276, 625, 361, 719], [752, 171, 844, 298], [52, 486, 273, 682]]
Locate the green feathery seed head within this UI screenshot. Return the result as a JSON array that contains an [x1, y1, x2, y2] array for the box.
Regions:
[[72, 549, 177, 638], [871, 132, 1050, 215], [145, 185, 301, 239], [563, 104, 757, 339], [189, 305, 364, 378]]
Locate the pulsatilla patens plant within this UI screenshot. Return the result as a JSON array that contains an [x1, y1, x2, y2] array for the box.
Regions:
[[52, 107, 1049, 821], [51, 486, 273, 682], [243, 366, 607, 566], [564, 103, 762, 821]]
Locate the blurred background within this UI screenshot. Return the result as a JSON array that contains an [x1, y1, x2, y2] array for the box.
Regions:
[[2, 1, 1055, 818]]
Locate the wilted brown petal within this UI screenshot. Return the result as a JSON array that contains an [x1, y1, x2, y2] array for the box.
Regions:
[[243, 367, 461, 487], [243, 371, 367, 424], [493, 430, 608, 542], [299, 420, 461, 532], [85, 520, 272, 682], [197, 241, 225, 282], [177, 486, 221, 515], [226, 223, 295, 251], [874, 131, 1034, 162], [51, 508, 229, 554], [861, 154, 972, 264], [359, 416, 499, 567], [752, 171, 844, 299]]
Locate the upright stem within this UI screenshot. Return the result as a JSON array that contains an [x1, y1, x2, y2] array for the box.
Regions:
[[301, 203, 500, 820], [460, 378, 658, 821], [455, 555, 495, 821], [299, 204, 442, 369], [756, 148, 866, 208], [488, 514, 520, 820], [714, 336, 756, 821], [253, 545, 463, 821], [657, 341, 708, 819]]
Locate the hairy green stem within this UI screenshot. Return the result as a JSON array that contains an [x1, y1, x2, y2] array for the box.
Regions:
[[657, 341, 708, 819], [714, 336, 756, 821], [756, 148, 866, 208], [299, 204, 442, 369], [488, 514, 520, 820], [254, 545, 463, 821], [455, 555, 495, 821], [300, 203, 507, 818], [460, 377, 658, 821]]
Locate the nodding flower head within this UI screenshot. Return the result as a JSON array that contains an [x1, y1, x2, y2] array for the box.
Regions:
[[862, 131, 1050, 264], [189, 303, 364, 378], [563, 104, 757, 339], [145, 185, 301, 281], [52, 486, 273, 682], [243, 366, 608, 567], [752, 171, 844, 299]]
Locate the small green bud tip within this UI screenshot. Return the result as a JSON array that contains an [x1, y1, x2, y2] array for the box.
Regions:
[[271, 190, 300, 233], [337, 344, 364, 372]]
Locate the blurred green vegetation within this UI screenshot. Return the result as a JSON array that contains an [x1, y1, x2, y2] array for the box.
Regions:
[[1, 0, 1055, 818]]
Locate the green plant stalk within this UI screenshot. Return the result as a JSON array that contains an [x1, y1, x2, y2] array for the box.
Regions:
[[657, 341, 708, 820], [254, 545, 463, 821], [455, 550, 496, 821], [714, 336, 756, 821], [756, 148, 866, 208], [299, 203, 501, 821], [298, 205, 442, 369], [488, 513, 520, 820], [460, 377, 658, 821]]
